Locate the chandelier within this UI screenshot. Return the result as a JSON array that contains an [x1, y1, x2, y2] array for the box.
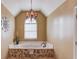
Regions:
[[26, 0, 38, 20]]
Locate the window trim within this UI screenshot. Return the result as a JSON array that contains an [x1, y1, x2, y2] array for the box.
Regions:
[[24, 18, 37, 40]]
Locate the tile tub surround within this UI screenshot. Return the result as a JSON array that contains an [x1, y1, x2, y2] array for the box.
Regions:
[[7, 41, 55, 59], [7, 49, 56, 59]]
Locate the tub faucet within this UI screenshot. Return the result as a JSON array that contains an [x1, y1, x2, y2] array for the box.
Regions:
[[41, 41, 46, 48]]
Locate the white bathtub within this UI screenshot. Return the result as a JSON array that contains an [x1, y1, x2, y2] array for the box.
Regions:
[[9, 41, 53, 49]]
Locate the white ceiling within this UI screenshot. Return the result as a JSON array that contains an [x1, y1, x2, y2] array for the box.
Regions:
[[2, 0, 66, 16]]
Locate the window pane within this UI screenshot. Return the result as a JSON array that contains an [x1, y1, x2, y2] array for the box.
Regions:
[[25, 23, 37, 31], [24, 32, 37, 39], [24, 18, 37, 39]]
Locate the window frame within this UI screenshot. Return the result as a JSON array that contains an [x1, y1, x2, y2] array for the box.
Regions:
[[24, 17, 37, 40]]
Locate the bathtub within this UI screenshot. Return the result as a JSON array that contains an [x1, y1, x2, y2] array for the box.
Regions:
[[9, 41, 53, 49], [8, 41, 55, 59]]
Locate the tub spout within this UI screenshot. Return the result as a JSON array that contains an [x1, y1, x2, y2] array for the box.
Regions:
[[41, 41, 46, 48]]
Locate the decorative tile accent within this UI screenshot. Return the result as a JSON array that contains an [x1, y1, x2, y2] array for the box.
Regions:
[[7, 49, 55, 59]]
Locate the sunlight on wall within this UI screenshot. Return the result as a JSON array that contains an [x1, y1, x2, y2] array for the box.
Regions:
[[52, 15, 75, 40]]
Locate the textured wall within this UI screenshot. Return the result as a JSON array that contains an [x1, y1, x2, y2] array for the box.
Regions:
[[15, 11, 47, 41], [47, 0, 76, 59], [1, 4, 15, 59]]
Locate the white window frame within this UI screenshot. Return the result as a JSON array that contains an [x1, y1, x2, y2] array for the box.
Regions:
[[24, 18, 37, 40]]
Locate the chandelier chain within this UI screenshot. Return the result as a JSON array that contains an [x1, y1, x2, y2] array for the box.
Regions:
[[31, 0, 32, 10]]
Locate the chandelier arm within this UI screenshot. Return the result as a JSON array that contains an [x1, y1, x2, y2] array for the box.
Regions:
[[26, 0, 38, 20]]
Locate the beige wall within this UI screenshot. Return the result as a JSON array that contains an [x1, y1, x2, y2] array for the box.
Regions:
[[47, 0, 76, 59], [15, 11, 47, 41], [1, 4, 15, 59]]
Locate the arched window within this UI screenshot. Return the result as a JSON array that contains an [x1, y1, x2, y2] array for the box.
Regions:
[[24, 18, 37, 40]]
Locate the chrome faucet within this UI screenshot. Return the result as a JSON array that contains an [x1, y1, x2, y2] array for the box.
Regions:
[[41, 41, 46, 48]]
